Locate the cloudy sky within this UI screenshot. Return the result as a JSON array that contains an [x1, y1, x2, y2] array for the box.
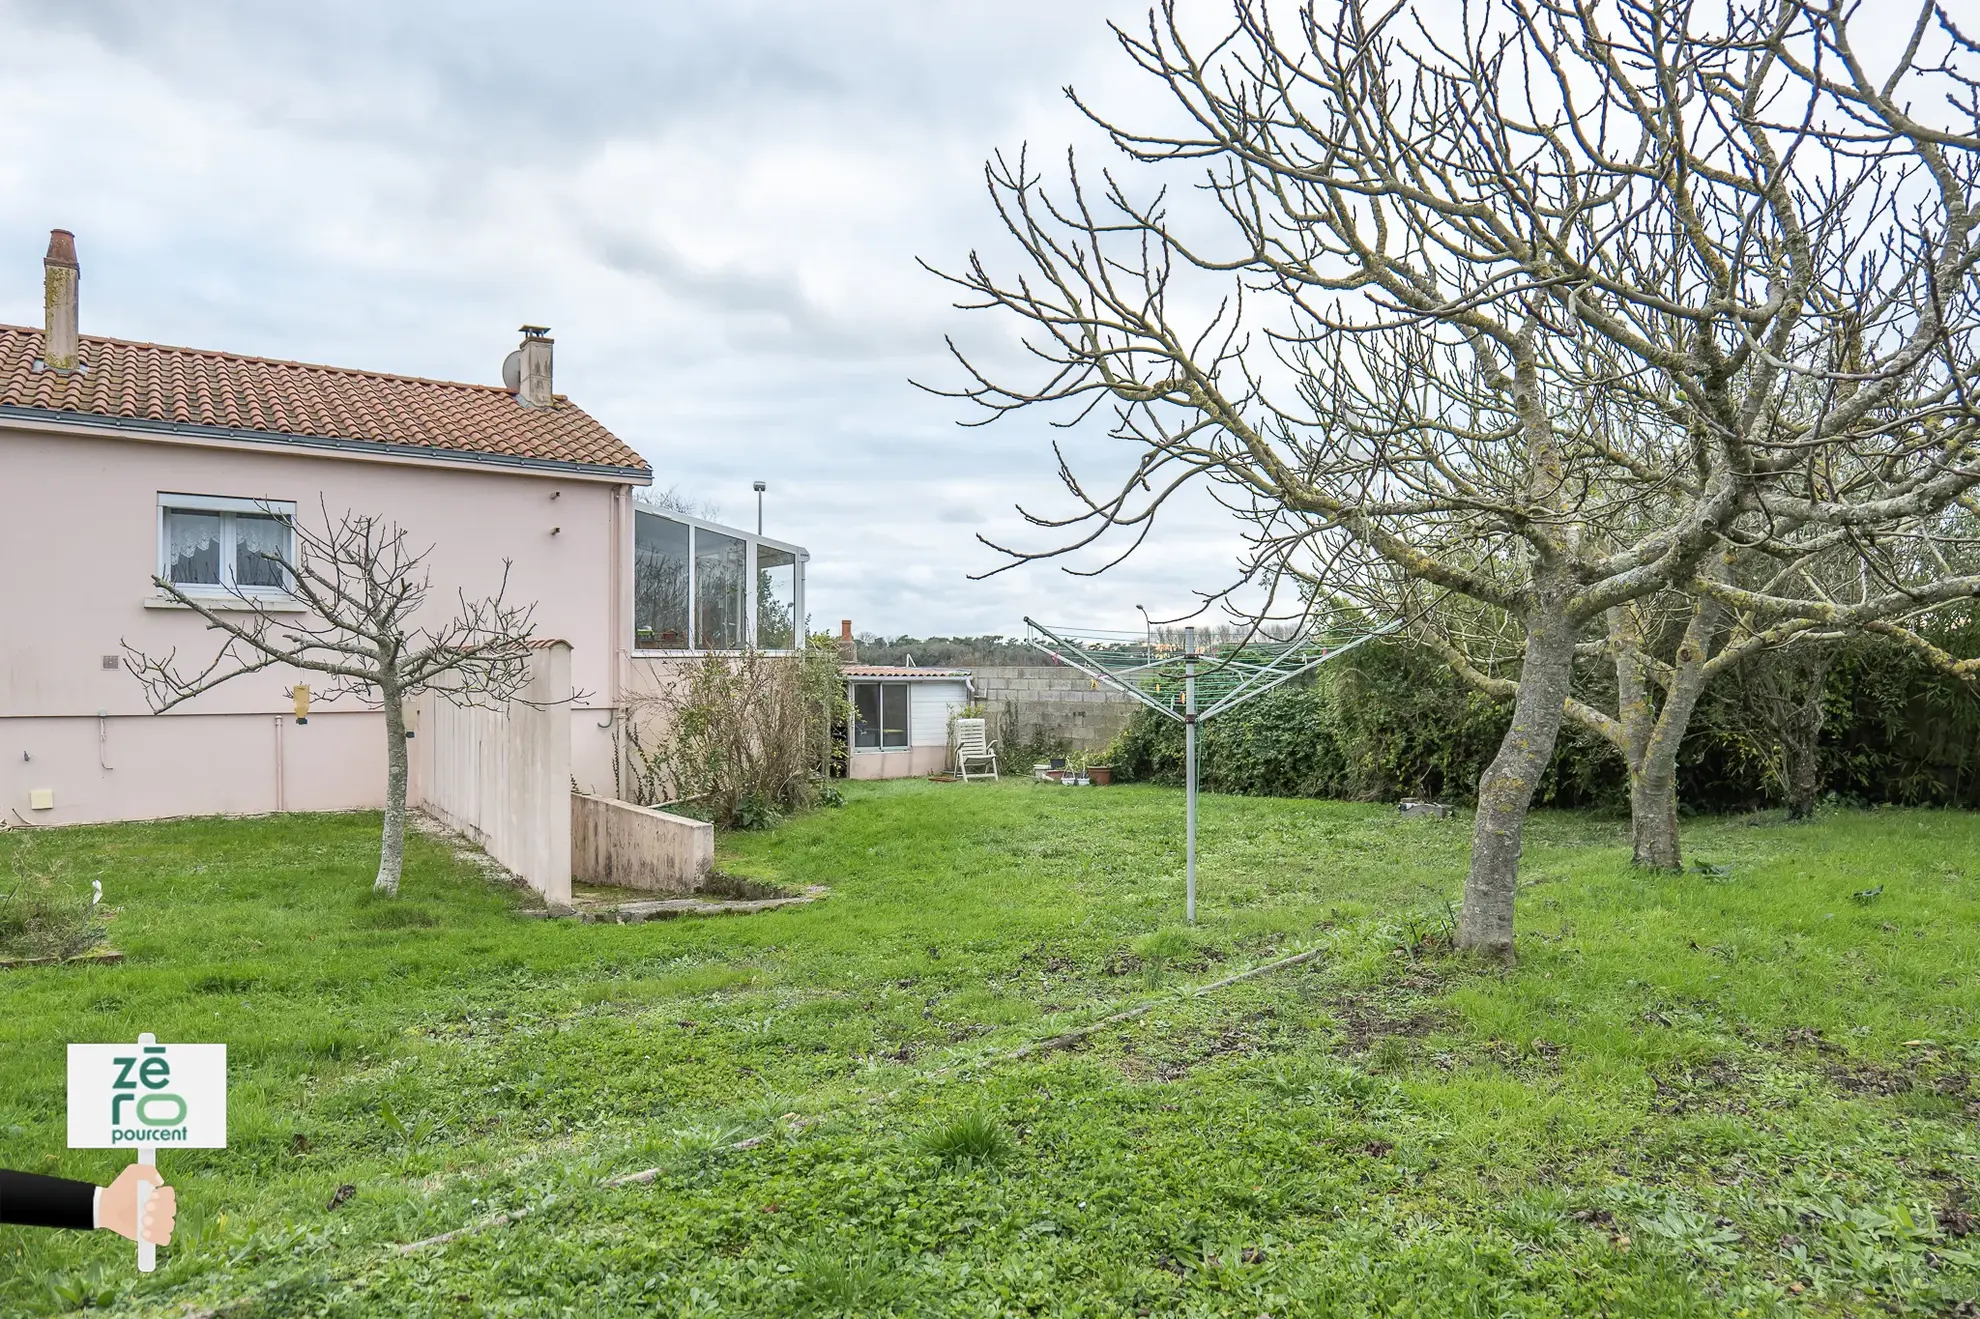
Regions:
[[0, 1, 1251, 639]]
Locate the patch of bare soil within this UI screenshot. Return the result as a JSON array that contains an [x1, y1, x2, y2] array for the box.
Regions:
[[1115, 1009, 1286, 1082], [1330, 995, 1445, 1052], [1825, 1061, 1914, 1096], [1940, 1186, 1975, 1239], [1649, 1057, 1754, 1116], [1016, 944, 1082, 976], [1775, 1025, 1974, 1100]]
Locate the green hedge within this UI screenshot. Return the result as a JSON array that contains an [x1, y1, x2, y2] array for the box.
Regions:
[[1106, 621, 1980, 813]]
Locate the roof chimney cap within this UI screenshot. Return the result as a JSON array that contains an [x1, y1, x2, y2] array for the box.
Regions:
[[45, 229, 77, 268], [516, 326, 554, 407]]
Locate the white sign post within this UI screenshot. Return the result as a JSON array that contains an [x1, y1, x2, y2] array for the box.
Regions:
[[68, 1033, 226, 1272]]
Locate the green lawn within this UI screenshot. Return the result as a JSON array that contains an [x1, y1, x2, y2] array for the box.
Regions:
[[1, 782, 1975, 1316]]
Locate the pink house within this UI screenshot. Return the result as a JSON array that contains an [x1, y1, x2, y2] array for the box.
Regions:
[[1, 230, 806, 833]]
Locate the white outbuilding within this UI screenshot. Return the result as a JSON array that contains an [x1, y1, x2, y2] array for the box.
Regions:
[[843, 665, 974, 779]]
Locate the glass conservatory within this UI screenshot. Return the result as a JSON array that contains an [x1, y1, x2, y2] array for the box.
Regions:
[[632, 506, 807, 653]]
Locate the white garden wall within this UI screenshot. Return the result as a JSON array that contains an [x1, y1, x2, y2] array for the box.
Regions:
[[408, 642, 573, 907]]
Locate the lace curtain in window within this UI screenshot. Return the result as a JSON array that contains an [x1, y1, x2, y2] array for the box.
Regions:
[[166, 511, 223, 585], [234, 514, 289, 588]]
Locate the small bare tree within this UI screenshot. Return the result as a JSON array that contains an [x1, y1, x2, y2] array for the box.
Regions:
[[929, 0, 1980, 959], [124, 505, 537, 896]]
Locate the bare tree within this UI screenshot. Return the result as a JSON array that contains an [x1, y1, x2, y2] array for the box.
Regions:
[[124, 506, 537, 896], [1423, 503, 1980, 867], [928, 0, 1980, 959], [639, 486, 723, 522]]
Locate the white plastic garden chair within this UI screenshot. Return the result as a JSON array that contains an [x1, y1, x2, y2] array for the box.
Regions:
[[953, 717, 998, 781]]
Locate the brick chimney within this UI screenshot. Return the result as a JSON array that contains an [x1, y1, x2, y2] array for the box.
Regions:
[[43, 229, 78, 373], [516, 325, 554, 407], [838, 619, 857, 662]]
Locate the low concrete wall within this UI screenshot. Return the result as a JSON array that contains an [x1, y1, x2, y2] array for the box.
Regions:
[[847, 745, 951, 780], [408, 642, 572, 907], [971, 665, 1140, 755], [571, 792, 713, 894]]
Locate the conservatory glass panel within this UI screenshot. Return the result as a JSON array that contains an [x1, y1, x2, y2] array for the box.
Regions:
[[633, 511, 691, 648], [694, 526, 747, 651], [756, 545, 799, 649]]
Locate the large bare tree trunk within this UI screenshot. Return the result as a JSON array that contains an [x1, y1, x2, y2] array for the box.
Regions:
[[375, 687, 408, 896], [1606, 599, 1722, 871], [1608, 607, 1675, 867], [1458, 600, 1576, 962], [1628, 762, 1683, 870]]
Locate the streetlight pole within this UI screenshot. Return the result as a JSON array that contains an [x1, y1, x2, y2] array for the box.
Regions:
[[753, 480, 766, 535]]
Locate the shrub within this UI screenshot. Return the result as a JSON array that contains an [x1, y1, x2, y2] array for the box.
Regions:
[[622, 639, 848, 828], [1106, 638, 1621, 808], [1106, 616, 1980, 815], [0, 842, 109, 962], [1685, 610, 1980, 811]]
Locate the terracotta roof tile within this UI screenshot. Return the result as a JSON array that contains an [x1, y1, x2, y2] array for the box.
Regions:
[[0, 324, 649, 475]]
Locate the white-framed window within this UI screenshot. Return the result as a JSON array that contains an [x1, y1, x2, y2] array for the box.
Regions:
[[632, 506, 807, 653], [157, 493, 297, 597], [851, 681, 909, 750]]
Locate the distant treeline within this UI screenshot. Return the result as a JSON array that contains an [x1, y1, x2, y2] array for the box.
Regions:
[[851, 635, 1041, 668], [1107, 616, 1980, 814]]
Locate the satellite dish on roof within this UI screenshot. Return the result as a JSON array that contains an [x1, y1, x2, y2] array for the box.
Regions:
[[501, 350, 522, 392]]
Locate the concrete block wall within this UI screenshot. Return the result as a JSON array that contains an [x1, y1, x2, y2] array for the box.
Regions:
[[969, 665, 1141, 757]]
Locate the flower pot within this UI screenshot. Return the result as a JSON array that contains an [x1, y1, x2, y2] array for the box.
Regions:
[[1087, 766, 1113, 786]]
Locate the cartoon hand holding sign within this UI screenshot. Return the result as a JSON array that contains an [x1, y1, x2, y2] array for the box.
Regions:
[[67, 1033, 225, 1271]]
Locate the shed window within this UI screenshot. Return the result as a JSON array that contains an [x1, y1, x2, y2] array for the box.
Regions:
[[159, 495, 295, 595], [852, 682, 909, 750]]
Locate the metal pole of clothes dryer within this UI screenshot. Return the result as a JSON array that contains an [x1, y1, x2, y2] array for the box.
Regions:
[[1184, 625, 1197, 925], [1020, 615, 1401, 925]]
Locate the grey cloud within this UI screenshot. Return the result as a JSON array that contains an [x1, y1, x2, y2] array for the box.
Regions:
[[581, 226, 840, 343], [0, 0, 1238, 637]]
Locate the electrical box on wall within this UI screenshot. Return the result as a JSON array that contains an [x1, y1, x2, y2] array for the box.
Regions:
[[28, 788, 54, 811]]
